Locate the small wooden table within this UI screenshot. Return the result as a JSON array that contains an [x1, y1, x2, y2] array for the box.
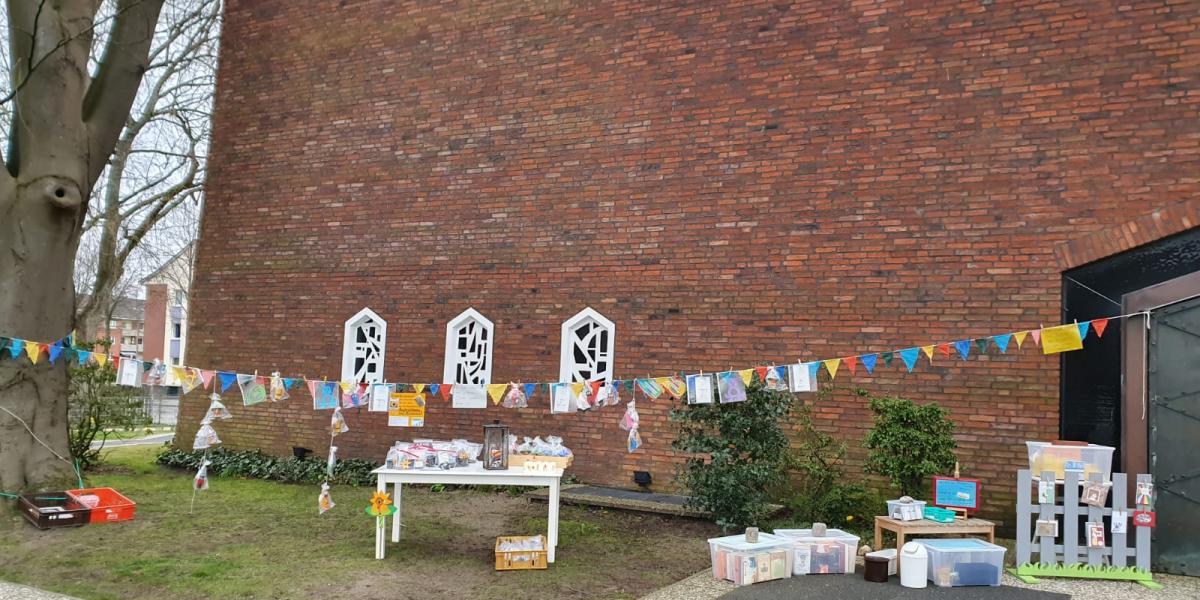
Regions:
[[874, 516, 996, 573]]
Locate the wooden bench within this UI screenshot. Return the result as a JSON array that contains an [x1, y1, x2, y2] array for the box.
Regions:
[[873, 516, 996, 573]]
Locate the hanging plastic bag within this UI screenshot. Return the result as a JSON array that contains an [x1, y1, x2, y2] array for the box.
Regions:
[[269, 371, 289, 402], [204, 393, 232, 422], [501, 383, 528, 409], [627, 427, 642, 453], [620, 401, 639, 432], [545, 436, 572, 457], [193, 424, 221, 451], [575, 383, 593, 411], [331, 406, 349, 436], [318, 482, 335, 514], [326, 445, 338, 477], [193, 459, 211, 491]]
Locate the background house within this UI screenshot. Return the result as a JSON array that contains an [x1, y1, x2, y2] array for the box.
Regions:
[[78, 295, 145, 358], [142, 243, 194, 368], [180, 0, 1199, 571]]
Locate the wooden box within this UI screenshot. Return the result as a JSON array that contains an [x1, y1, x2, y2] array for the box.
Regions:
[[509, 454, 572, 470], [495, 535, 549, 570]]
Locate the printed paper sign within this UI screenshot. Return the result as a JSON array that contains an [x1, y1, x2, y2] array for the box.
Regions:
[[369, 384, 391, 412], [1041, 324, 1084, 354], [388, 392, 425, 427], [1111, 510, 1128, 534], [451, 384, 487, 409], [686, 374, 713, 405], [117, 357, 142, 387], [550, 383, 574, 414], [789, 363, 814, 392]]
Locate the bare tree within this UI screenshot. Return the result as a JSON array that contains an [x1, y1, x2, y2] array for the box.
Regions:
[[75, 0, 217, 337], [0, 0, 169, 490]]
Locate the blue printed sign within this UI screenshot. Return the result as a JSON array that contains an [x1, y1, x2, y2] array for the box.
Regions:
[[932, 476, 981, 511]]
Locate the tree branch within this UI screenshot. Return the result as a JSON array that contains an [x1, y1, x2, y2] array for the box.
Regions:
[[82, 0, 166, 187]]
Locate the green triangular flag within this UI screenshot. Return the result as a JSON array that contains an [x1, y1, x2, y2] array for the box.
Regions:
[[881, 351, 894, 367]]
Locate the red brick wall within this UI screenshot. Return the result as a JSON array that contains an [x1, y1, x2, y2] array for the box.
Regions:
[[182, 0, 1200, 523], [143, 284, 167, 363]]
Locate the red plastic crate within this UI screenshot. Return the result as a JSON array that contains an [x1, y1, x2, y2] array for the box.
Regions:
[[66, 487, 136, 524]]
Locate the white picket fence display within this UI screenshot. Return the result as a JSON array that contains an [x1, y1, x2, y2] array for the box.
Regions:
[[1012, 470, 1161, 590]]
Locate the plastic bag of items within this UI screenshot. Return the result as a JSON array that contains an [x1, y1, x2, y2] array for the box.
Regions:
[[318, 482, 335, 514], [620, 402, 641, 453], [501, 384, 528, 409], [331, 406, 350, 436], [193, 423, 221, 451], [326, 446, 338, 477]]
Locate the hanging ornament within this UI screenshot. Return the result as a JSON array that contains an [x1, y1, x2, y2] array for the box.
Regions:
[[501, 383, 528, 409], [269, 371, 289, 402], [620, 401, 641, 453], [318, 482, 335, 514], [193, 459, 211, 491], [193, 424, 221, 451], [204, 393, 232, 422], [331, 406, 349, 436]]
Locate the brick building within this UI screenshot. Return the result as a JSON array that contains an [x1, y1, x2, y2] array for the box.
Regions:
[[182, 0, 1200, 540]]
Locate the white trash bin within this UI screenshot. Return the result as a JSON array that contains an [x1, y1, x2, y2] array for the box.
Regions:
[[900, 542, 928, 589]]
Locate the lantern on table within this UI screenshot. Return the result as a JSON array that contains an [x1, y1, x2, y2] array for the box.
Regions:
[[483, 420, 509, 470]]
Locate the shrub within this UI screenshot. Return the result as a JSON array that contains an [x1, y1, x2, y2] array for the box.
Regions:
[[861, 390, 957, 497], [68, 344, 150, 469], [157, 447, 380, 486], [671, 379, 794, 531]]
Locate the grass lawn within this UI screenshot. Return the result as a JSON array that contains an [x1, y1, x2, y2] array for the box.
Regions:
[[0, 446, 717, 600]]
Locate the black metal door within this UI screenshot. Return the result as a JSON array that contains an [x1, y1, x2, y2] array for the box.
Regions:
[[1149, 296, 1200, 575]]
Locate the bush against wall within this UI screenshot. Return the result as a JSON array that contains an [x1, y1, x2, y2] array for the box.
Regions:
[[861, 390, 957, 497], [157, 447, 380, 486], [671, 380, 794, 531], [68, 347, 150, 469]]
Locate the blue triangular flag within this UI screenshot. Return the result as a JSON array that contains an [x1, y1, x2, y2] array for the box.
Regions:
[[218, 372, 237, 393], [75, 349, 92, 364], [807, 362, 820, 381], [899, 348, 920, 372], [860, 354, 878, 374], [283, 378, 296, 390], [774, 365, 787, 380], [1078, 321, 1090, 340], [7, 338, 22, 359], [523, 383, 536, 398], [429, 383, 440, 396], [48, 341, 63, 363], [992, 334, 1012, 354], [954, 340, 971, 360]]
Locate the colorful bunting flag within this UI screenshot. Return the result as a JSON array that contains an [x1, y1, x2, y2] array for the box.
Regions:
[[1030, 329, 1042, 346], [200, 370, 216, 389], [845, 356, 857, 376], [523, 383, 536, 400], [24, 341, 41, 364], [755, 366, 771, 381], [218, 372, 237, 393], [938, 343, 951, 358], [992, 334, 1012, 354], [429, 383, 440, 396], [589, 380, 604, 402], [921, 345, 935, 362], [1077, 321, 1090, 340], [953, 340, 970, 361], [7, 338, 21, 359], [636, 378, 663, 399], [899, 348, 920, 372], [1014, 330, 1029, 349], [76, 349, 92, 365], [487, 383, 507, 405], [440, 384, 454, 401], [975, 338, 989, 354], [1041, 324, 1083, 355], [860, 354, 877, 374], [823, 358, 840, 380], [738, 369, 754, 386], [48, 341, 64, 363], [1092, 318, 1109, 338], [881, 351, 894, 367]]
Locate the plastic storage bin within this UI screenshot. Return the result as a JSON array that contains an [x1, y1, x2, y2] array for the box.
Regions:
[[886, 498, 927, 521], [915, 538, 1006, 587], [18, 492, 90, 529], [66, 487, 136, 524], [774, 528, 860, 575], [708, 533, 793, 586], [1026, 441, 1115, 481], [866, 548, 898, 576]]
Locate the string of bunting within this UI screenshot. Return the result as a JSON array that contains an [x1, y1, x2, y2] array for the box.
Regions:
[[0, 311, 1140, 412]]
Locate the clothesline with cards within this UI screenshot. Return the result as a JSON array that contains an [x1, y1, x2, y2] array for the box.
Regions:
[[0, 310, 1148, 414]]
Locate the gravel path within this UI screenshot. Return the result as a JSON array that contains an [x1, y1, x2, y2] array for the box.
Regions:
[[0, 583, 80, 600], [640, 569, 1200, 600]]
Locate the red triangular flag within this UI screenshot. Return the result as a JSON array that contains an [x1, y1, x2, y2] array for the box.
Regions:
[[440, 384, 454, 401], [589, 380, 603, 400], [755, 366, 771, 381], [938, 343, 951, 358], [1092, 319, 1109, 338], [845, 356, 857, 376]]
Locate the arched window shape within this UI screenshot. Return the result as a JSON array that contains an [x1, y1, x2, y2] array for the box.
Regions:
[[342, 308, 386, 384], [559, 307, 615, 383], [443, 308, 494, 385]]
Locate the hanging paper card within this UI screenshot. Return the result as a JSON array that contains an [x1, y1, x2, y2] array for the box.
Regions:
[[369, 384, 391, 412], [178, 367, 202, 394], [204, 393, 232, 422], [269, 372, 289, 402], [388, 392, 425, 427], [238, 374, 268, 406], [318, 482, 335, 514], [1086, 521, 1105, 548], [487, 384, 507, 405], [635, 378, 663, 400], [117, 357, 142, 387], [594, 382, 619, 407], [341, 382, 367, 408], [550, 383, 574, 413], [764, 366, 787, 391], [1111, 510, 1128, 534], [451, 384, 487, 409], [687, 374, 714, 404], [1040, 324, 1083, 354], [717, 371, 747, 403], [1135, 481, 1153, 507], [331, 407, 349, 436], [789, 363, 814, 392], [312, 381, 339, 410]]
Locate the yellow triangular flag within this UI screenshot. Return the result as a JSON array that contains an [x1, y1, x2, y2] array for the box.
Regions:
[[1041, 324, 1084, 355], [1013, 331, 1028, 349], [570, 382, 585, 398], [738, 369, 754, 385], [170, 366, 189, 386], [339, 381, 352, 394], [94, 353, 108, 367], [413, 383, 425, 394], [921, 345, 935, 362], [23, 341, 40, 364], [822, 358, 841, 380], [486, 383, 507, 404]]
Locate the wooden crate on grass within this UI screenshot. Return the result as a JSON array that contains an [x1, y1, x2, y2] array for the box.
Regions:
[[495, 535, 548, 571]]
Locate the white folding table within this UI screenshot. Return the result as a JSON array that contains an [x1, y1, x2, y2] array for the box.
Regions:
[[370, 464, 562, 562]]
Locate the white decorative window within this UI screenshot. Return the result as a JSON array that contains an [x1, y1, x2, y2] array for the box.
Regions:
[[443, 308, 494, 385], [342, 307, 386, 384], [559, 307, 615, 383]]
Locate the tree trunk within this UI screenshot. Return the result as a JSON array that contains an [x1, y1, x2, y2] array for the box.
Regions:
[[0, 179, 82, 491]]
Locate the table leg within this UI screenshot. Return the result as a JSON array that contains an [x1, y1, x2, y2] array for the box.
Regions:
[[375, 477, 386, 560], [874, 521, 882, 553], [895, 532, 905, 575], [987, 528, 994, 544], [547, 478, 560, 563], [392, 482, 402, 543]]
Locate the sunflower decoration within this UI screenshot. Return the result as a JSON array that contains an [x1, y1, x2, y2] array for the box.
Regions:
[[365, 490, 397, 518]]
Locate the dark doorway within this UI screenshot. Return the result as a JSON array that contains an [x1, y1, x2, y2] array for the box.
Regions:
[[1061, 228, 1200, 461]]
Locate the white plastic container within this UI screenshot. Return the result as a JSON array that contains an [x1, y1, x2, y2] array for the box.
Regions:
[[708, 533, 793, 586], [773, 528, 860, 575], [1025, 441, 1115, 481], [915, 538, 1006, 587], [866, 548, 898, 576], [886, 498, 927, 521], [900, 542, 928, 588]]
